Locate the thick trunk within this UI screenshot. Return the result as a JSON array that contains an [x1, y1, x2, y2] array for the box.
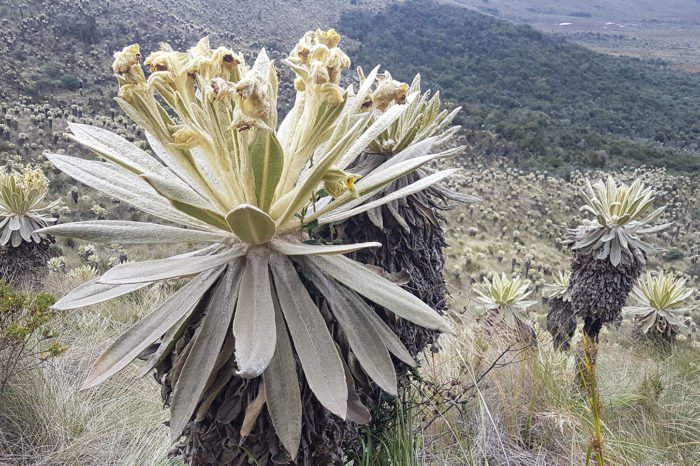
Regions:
[[569, 250, 643, 341], [0, 238, 53, 286]]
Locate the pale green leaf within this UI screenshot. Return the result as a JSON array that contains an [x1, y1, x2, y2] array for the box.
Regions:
[[250, 129, 284, 212], [225, 204, 276, 245]]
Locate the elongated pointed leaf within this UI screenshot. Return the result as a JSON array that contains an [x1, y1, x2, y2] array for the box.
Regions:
[[170, 199, 231, 231], [226, 204, 276, 245], [170, 265, 243, 441], [319, 169, 458, 225], [100, 245, 247, 284], [250, 129, 284, 212], [343, 288, 417, 367], [233, 249, 276, 378], [46, 153, 207, 228], [68, 123, 168, 175], [306, 153, 445, 223], [305, 262, 397, 395], [142, 173, 220, 213], [37, 221, 231, 245], [269, 239, 381, 256], [269, 253, 347, 419], [52, 279, 151, 311], [81, 267, 224, 390], [263, 296, 302, 459], [308, 255, 452, 333]]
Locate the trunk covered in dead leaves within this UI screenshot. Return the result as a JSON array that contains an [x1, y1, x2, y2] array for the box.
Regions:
[[569, 250, 643, 341], [0, 237, 53, 286]]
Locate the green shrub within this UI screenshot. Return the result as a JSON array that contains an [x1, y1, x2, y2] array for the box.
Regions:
[[0, 281, 65, 392]]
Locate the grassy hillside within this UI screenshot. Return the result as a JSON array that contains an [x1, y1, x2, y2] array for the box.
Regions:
[[340, 0, 700, 174]]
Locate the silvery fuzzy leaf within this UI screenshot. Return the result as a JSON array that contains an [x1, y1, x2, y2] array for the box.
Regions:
[[52, 279, 152, 311], [68, 123, 168, 176], [337, 95, 415, 170], [99, 244, 247, 284], [170, 264, 243, 441], [81, 267, 224, 390], [305, 262, 397, 395], [233, 249, 276, 378], [319, 169, 458, 225], [308, 254, 452, 333], [38, 221, 232, 245], [46, 153, 208, 229], [269, 239, 381, 256], [263, 294, 302, 459], [269, 253, 348, 419], [141, 173, 221, 213]]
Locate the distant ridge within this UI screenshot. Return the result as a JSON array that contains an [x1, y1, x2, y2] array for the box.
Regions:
[[341, 0, 700, 174]]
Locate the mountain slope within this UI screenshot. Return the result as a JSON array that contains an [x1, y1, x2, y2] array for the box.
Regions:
[[340, 0, 700, 174]]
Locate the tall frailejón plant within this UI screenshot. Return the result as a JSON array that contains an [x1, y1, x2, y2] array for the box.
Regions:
[[563, 177, 671, 340], [0, 166, 58, 283], [624, 271, 694, 343], [41, 30, 458, 465], [321, 71, 477, 456]]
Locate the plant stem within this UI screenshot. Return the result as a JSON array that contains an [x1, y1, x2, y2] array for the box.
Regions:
[[582, 335, 605, 466]]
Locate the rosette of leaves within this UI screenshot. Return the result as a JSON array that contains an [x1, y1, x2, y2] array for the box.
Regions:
[[474, 273, 536, 343], [624, 271, 694, 342], [564, 177, 671, 339], [544, 271, 576, 350], [40, 30, 457, 464], [0, 166, 59, 283], [0, 166, 57, 247]]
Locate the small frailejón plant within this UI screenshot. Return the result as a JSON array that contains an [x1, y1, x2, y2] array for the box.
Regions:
[[0, 166, 59, 282], [474, 273, 536, 343], [40, 30, 458, 463], [0, 166, 57, 247], [624, 271, 694, 342], [545, 270, 575, 350], [564, 177, 671, 340]]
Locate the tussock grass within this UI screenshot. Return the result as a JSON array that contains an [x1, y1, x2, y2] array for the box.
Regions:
[[0, 278, 179, 466]]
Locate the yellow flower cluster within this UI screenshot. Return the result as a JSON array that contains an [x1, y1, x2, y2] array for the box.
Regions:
[[289, 28, 350, 105], [0, 166, 50, 214]]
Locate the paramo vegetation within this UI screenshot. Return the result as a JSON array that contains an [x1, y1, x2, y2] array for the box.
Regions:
[[0, 1, 699, 465]]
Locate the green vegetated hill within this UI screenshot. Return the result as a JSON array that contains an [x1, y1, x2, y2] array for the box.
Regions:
[[340, 0, 700, 174]]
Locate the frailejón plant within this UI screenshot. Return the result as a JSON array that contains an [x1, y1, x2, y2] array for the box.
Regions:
[[474, 273, 536, 329], [39, 30, 456, 459], [566, 176, 671, 267], [624, 271, 694, 340], [0, 166, 57, 247]]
